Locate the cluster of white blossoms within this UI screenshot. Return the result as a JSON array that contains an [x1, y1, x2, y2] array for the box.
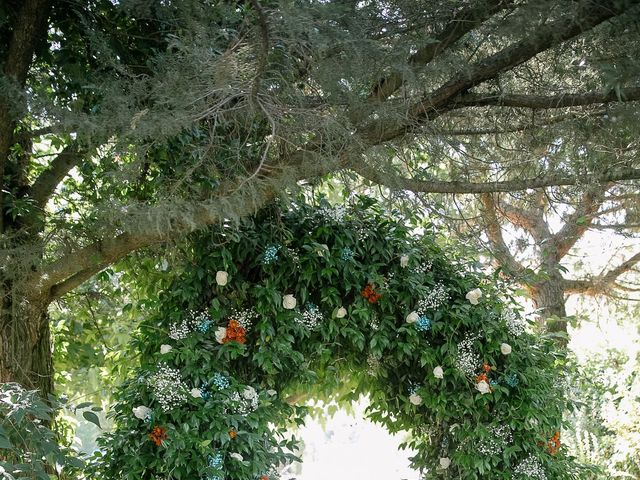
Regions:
[[168, 318, 193, 340], [148, 363, 188, 412], [417, 282, 449, 312], [168, 310, 208, 339], [478, 425, 513, 455], [296, 303, 323, 329], [503, 309, 527, 337], [230, 308, 258, 331], [455, 333, 481, 377], [228, 386, 259, 415], [314, 205, 347, 223], [367, 354, 381, 375], [514, 455, 547, 480], [410, 260, 433, 275]]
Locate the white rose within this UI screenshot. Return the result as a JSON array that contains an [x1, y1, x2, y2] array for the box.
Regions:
[[243, 386, 257, 400], [282, 294, 297, 310], [409, 393, 423, 405], [215, 327, 227, 344], [215, 270, 229, 286], [406, 311, 419, 323], [400, 255, 409, 268], [267, 389, 277, 396], [476, 380, 491, 394], [160, 344, 172, 354], [433, 366, 444, 379], [465, 288, 482, 305], [190, 388, 203, 398], [439, 457, 451, 469], [336, 307, 347, 318], [230, 453, 244, 462], [132, 405, 152, 420], [500, 343, 512, 355]]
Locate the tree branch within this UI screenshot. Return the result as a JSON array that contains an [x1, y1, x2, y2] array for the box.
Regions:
[[499, 201, 551, 244], [435, 110, 606, 136], [563, 251, 640, 295], [350, 163, 640, 193], [28, 144, 86, 210], [453, 87, 640, 109], [37, 149, 341, 300], [479, 193, 525, 274], [360, 0, 636, 144], [369, 0, 514, 103], [552, 185, 609, 260]]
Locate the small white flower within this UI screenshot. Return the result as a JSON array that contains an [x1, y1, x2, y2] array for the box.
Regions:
[[476, 380, 491, 394], [336, 307, 347, 318], [406, 311, 419, 323], [190, 388, 202, 398], [400, 255, 409, 268], [215, 327, 227, 344], [230, 453, 244, 462], [500, 343, 512, 355], [267, 389, 277, 396], [439, 457, 451, 469], [132, 405, 152, 420], [243, 386, 257, 400], [433, 366, 444, 379], [215, 270, 229, 286], [160, 344, 172, 354], [409, 393, 423, 405], [465, 288, 482, 305], [317, 244, 329, 257], [282, 294, 297, 310]]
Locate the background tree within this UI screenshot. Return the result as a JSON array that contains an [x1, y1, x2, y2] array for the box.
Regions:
[[2, 0, 640, 397]]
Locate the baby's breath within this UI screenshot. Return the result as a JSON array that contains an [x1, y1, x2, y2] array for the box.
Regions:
[[503, 309, 527, 337], [148, 363, 188, 412], [417, 282, 449, 312], [514, 455, 547, 480], [455, 333, 481, 377], [296, 303, 323, 329]]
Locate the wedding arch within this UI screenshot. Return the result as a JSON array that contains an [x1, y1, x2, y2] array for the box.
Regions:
[[95, 199, 576, 480]]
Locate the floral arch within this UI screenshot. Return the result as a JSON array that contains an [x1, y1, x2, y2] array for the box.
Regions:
[[96, 199, 577, 480]]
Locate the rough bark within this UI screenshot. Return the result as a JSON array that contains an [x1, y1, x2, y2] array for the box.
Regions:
[[529, 272, 568, 343], [0, 289, 53, 395]]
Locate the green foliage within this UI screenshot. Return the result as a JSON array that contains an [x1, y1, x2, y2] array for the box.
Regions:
[[565, 350, 640, 478], [0, 384, 83, 479], [94, 199, 582, 479]]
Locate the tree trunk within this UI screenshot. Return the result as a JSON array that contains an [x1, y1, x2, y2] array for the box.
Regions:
[[530, 269, 568, 344], [0, 288, 53, 397]]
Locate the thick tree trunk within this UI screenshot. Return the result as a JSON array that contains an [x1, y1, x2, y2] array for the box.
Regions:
[[529, 269, 568, 344], [0, 288, 53, 396]]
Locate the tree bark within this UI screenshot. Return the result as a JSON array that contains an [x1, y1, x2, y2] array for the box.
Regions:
[[0, 288, 53, 396], [529, 270, 568, 344]]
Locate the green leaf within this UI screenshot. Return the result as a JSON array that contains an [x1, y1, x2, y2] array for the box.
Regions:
[[82, 411, 102, 428]]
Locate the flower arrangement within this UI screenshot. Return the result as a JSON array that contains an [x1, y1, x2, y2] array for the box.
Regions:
[[96, 199, 574, 480]]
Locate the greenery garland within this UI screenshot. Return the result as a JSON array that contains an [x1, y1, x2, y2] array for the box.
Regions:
[[95, 198, 579, 480]]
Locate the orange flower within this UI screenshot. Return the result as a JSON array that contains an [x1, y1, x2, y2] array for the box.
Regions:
[[544, 431, 561, 455], [223, 319, 246, 344], [482, 364, 491, 373], [475, 373, 488, 383], [361, 284, 381, 304], [229, 429, 237, 439], [148, 426, 168, 446], [260, 476, 269, 480]]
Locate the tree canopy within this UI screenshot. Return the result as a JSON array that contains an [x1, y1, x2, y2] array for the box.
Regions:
[[2, 0, 640, 394]]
